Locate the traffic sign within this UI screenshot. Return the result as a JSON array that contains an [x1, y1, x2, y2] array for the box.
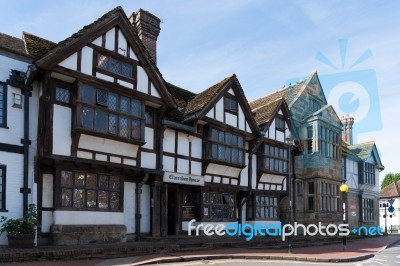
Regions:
[[388, 206, 395, 213], [388, 199, 395, 206]]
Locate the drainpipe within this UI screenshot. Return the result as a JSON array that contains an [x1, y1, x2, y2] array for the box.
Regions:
[[136, 173, 150, 241]]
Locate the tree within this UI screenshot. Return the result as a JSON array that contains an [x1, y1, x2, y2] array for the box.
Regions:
[[381, 172, 400, 189]]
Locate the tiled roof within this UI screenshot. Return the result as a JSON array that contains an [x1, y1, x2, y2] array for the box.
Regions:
[[23, 32, 56, 58], [166, 82, 196, 109], [253, 98, 283, 125], [347, 141, 375, 160], [0, 33, 26, 55], [184, 75, 233, 115], [380, 180, 400, 198], [249, 81, 305, 111]]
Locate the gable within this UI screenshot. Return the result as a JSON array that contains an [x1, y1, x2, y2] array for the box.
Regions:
[[312, 105, 342, 129], [35, 7, 175, 108]]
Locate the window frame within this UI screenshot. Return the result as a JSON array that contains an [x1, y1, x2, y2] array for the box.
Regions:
[[224, 94, 238, 114], [76, 82, 145, 144], [259, 143, 288, 174], [0, 165, 6, 211], [364, 163, 376, 185], [0, 82, 7, 128], [93, 49, 137, 83], [204, 127, 246, 167], [320, 181, 339, 212], [201, 189, 236, 222], [53, 81, 72, 107], [57, 169, 123, 212], [318, 125, 340, 160], [275, 116, 286, 131], [362, 198, 374, 221], [307, 181, 315, 211], [249, 194, 279, 220]]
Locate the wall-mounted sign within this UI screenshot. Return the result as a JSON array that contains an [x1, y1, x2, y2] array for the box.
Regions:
[[351, 211, 357, 217], [163, 172, 205, 186]]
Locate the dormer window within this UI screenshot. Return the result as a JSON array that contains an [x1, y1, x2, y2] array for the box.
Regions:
[[275, 117, 285, 131], [224, 95, 238, 114], [96, 53, 133, 79]]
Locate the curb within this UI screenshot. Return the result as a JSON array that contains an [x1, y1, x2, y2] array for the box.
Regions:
[[132, 253, 375, 265]]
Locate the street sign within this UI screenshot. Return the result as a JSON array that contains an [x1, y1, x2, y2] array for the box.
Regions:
[[388, 199, 395, 206], [388, 206, 395, 213]]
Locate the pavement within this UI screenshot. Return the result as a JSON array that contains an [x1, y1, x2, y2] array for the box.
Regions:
[[1, 234, 399, 265]]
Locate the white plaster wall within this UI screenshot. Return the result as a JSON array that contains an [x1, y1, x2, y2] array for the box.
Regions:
[[53, 105, 72, 156], [81, 46, 93, 76], [141, 152, 156, 169], [0, 152, 24, 244], [163, 129, 175, 153], [137, 66, 148, 94], [53, 211, 124, 225], [96, 72, 114, 82], [105, 28, 115, 51], [59, 52, 77, 70], [238, 108, 245, 131], [215, 99, 224, 122], [41, 211, 54, 233], [191, 161, 202, 175], [269, 120, 276, 140], [225, 112, 236, 127], [124, 182, 135, 233], [177, 159, 189, 174], [42, 174, 53, 208], [191, 137, 202, 159], [150, 83, 160, 98], [118, 30, 127, 56], [206, 108, 214, 119], [163, 156, 175, 172], [346, 159, 358, 189], [177, 132, 189, 156], [252, 154, 257, 189], [141, 184, 151, 233], [129, 48, 138, 60], [276, 131, 285, 142], [78, 134, 139, 158], [143, 127, 154, 149], [246, 122, 251, 133], [117, 79, 133, 89], [92, 36, 102, 46]]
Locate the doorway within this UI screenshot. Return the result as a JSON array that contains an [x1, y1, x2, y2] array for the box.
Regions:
[[167, 190, 176, 235]]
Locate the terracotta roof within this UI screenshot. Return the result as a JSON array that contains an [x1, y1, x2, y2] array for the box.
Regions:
[[347, 141, 375, 160], [380, 180, 400, 198], [253, 97, 283, 125], [184, 75, 233, 115], [23, 32, 56, 58], [0, 33, 26, 55]]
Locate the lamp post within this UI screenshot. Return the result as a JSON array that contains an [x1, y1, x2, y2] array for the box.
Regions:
[[285, 136, 294, 253], [340, 183, 349, 251]]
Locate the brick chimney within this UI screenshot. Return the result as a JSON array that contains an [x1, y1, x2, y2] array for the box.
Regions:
[[341, 115, 354, 145], [130, 9, 161, 64]]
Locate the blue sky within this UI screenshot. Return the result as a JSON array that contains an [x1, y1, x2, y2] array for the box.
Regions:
[[2, 0, 399, 182]]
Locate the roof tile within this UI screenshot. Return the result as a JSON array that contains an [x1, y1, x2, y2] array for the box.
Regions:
[[380, 180, 400, 198], [0, 33, 26, 55]]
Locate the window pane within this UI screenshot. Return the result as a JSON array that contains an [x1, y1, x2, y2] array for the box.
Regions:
[[145, 111, 153, 125], [211, 128, 218, 141], [109, 114, 118, 135], [120, 96, 129, 113], [95, 109, 108, 133], [96, 89, 108, 106], [110, 192, 120, 209], [225, 133, 232, 145], [61, 188, 72, 207], [61, 171, 73, 187], [81, 84, 95, 104], [108, 93, 118, 111], [131, 119, 141, 139], [131, 99, 141, 117], [119, 117, 129, 138], [87, 190, 97, 208], [110, 176, 120, 190], [73, 189, 85, 208], [217, 145, 225, 160], [218, 131, 224, 142], [82, 106, 94, 129], [86, 173, 97, 188], [75, 173, 85, 187], [98, 190, 109, 208], [56, 86, 70, 103], [99, 175, 109, 189]]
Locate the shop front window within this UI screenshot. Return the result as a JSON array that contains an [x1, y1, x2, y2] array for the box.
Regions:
[[202, 191, 235, 221]]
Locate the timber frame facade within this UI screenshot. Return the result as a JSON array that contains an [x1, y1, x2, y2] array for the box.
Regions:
[[0, 6, 383, 245]]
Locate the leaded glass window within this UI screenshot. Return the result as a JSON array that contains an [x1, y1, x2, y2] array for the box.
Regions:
[[96, 54, 133, 79], [202, 191, 235, 221], [78, 83, 145, 141], [260, 144, 288, 173], [207, 128, 245, 165], [55, 84, 70, 104], [60, 170, 121, 210]]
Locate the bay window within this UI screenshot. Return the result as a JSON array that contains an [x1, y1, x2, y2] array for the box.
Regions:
[[259, 143, 288, 173]]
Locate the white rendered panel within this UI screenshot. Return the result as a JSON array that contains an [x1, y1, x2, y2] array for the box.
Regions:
[[178, 132, 189, 156], [206, 108, 214, 119], [191, 137, 202, 158], [81, 46, 93, 75], [163, 129, 175, 153], [53, 105, 71, 156], [141, 185, 151, 233], [96, 72, 114, 82], [177, 159, 189, 174], [54, 211, 123, 225], [191, 161, 202, 175], [151, 83, 161, 98], [141, 152, 156, 169], [238, 107, 245, 131], [42, 174, 53, 208], [118, 30, 128, 56], [117, 79, 133, 89], [163, 156, 175, 172], [129, 47, 138, 60], [225, 112, 237, 127], [215, 99, 224, 122], [59, 52, 77, 70], [92, 36, 102, 46], [137, 66, 148, 93], [78, 134, 139, 158], [41, 211, 53, 233], [124, 182, 136, 233], [143, 127, 154, 149], [105, 28, 115, 51]]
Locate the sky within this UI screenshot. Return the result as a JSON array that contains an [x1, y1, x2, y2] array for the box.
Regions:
[[1, 0, 399, 183]]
